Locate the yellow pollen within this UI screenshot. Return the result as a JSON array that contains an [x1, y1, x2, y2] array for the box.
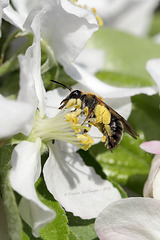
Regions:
[[65, 99, 76, 108], [91, 7, 96, 14], [95, 105, 111, 125], [84, 106, 88, 116], [91, 7, 103, 27], [96, 15, 103, 27], [77, 134, 94, 151], [74, 99, 82, 109], [65, 109, 81, 124], [101, 136, 106, 142]]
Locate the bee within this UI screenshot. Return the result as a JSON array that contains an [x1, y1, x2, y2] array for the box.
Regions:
[[51, 80, 138, 150]]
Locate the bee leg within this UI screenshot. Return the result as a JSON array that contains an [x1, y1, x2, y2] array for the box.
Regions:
[[81, 107, 95, 125]]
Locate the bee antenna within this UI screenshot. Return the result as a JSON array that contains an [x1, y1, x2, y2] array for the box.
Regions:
[[50, 80, 72, 91]]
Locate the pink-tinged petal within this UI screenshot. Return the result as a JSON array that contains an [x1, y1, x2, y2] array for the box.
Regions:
[[140, 141, 160, 154], [10, 140, 55, 237], [18, 10, 46, 117], [24, 0, 98, 66], [146, 59, 160, 93], [43, 141, 121, 219], [0, 95, 34, 138], [95, 197, 160, 240], [64, 63, 157, 98], [143, 154, 160, 199]]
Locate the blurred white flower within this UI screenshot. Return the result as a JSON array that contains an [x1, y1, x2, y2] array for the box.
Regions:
[[95, 197, 160, 240], [146, 58, 160, 95], [77, 0, 159, 36]]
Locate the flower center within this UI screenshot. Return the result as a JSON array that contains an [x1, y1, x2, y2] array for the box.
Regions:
[[34, 107, 94, 151]]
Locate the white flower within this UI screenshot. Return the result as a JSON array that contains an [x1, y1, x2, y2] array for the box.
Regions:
[[140, 141, 160, 199], [3, 0, 98, 66], [77, 0, 159, 36], [7, 7, 122, 236], [95, 197, 160, 240]]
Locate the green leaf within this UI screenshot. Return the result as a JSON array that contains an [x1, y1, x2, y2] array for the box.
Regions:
[[88, 27, 160, 86], [96, 71, 153, 88], [0, 145, 22, 240], [68, 229, 79, 240], [42, 65, 76, 91], [89, 93, 160, 195], [67, 213, 98, 240], [129, 94, 160, 140], [22, 174, 69, 240], [149, 12, 160, 37]]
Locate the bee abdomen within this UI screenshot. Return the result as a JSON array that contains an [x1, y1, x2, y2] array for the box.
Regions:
[[106, 115, 123, 150]]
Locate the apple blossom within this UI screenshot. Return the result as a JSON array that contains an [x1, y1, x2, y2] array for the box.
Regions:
[[3, 0, 98, 66], [6, 5, 123, 237], [95, 197, 160, 240]]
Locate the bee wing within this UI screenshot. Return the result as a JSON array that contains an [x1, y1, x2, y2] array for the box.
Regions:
[[96, 97, 139, 139]]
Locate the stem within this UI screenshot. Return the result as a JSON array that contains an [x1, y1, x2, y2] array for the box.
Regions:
[[41, 39, 60, 81]]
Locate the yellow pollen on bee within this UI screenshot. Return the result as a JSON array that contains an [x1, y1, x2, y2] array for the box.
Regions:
[[101, 136, 106, 142], [95, 105, 111, 125], [104, 124, 112, 137], [77, 134, 94, 151], [84, 106, 88, 116]]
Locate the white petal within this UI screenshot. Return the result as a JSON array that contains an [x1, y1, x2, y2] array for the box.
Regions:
[[143, 154, 160, 199], [0, 95, 34, 138], [64, 63, 157, 98], [146, 59, 160, 93], [3, 4, 25, 30], [75, 48, 105, 74], [24, 0, 98, 66], [95, 197, 160, 240], [3, 0, 38, 29], [43, 141, 121, 219], [45, 88, 68, 118], [18, 10, 46, 117], [10, 140, 55, 237]]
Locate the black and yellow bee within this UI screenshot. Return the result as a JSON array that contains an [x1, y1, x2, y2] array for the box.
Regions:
[[51, 80, 138, 150]]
